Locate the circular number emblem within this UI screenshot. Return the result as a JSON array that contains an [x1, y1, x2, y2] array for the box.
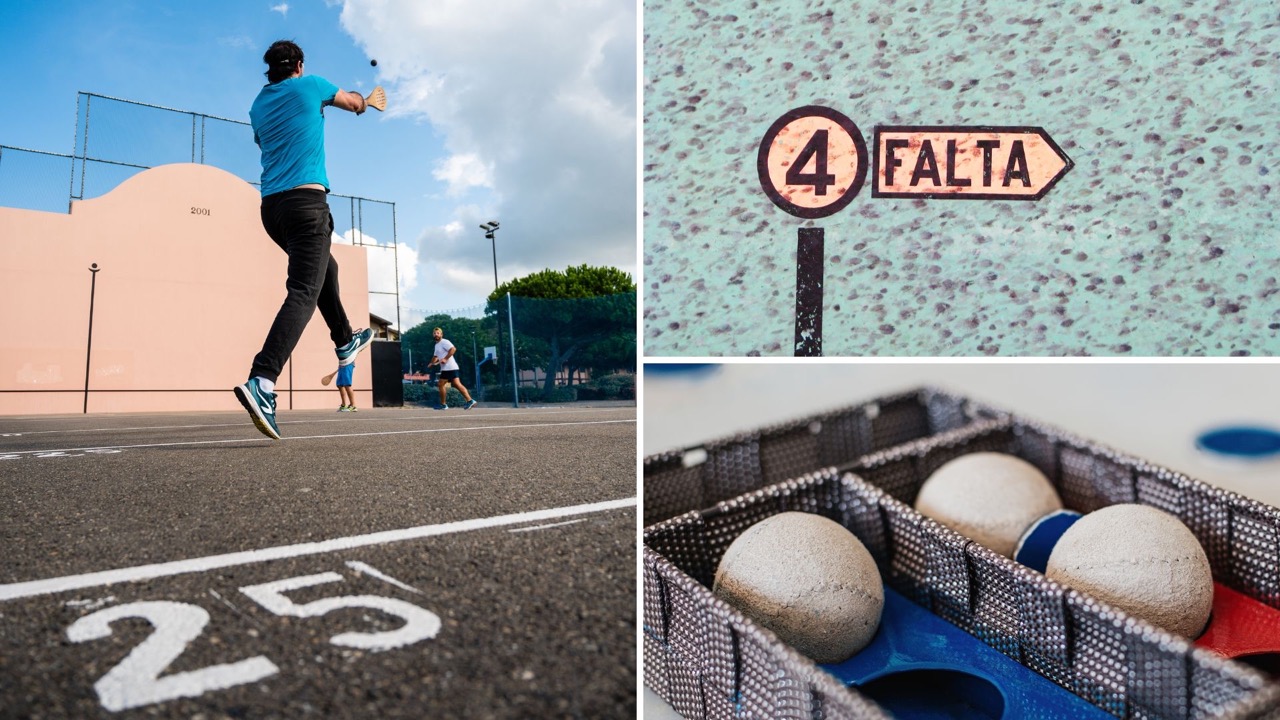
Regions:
[[757, 106, 868, 218]]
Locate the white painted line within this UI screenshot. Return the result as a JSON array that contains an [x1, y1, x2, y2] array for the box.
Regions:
[[64, 596, 117, 611], [0, 497, 636, 602], [0, 407, 612, 437], [345, 561, 423, 595], [208, 589, 267, 632], [207, 589, 241, 614], [0, 419, 635, 456], [508, 519, 586, 533]]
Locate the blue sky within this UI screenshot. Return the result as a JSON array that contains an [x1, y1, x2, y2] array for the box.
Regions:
[[0, 0, 638, 328]]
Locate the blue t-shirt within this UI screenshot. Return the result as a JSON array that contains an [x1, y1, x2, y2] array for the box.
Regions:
[[336, 363, 355, 387], [250, 75, 340, 196]]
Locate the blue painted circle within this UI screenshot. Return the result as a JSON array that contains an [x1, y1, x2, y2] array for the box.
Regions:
[[1195, 426, 1280, 459]]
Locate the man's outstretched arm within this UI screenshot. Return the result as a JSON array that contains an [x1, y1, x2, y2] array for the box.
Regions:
[[330, 89, 369, 114]]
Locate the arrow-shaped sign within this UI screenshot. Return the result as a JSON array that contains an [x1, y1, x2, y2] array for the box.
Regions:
[[872, 126, 1072, 200]]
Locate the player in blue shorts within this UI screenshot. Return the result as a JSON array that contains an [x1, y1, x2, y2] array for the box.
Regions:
[[234, 39, 375, 440], [336, 361, 357, 412]]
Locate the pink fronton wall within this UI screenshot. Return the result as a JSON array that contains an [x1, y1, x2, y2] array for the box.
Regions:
[[0, 163, 372, 415]]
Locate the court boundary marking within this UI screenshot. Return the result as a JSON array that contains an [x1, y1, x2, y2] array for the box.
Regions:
[[0, 406, 629, 436], [0, 497, 636, 601], [0, 418, 635, 456]]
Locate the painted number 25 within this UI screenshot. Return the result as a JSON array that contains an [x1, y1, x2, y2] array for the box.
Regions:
[[67, 572, 441, 711]]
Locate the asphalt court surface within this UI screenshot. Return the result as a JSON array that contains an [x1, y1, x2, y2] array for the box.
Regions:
[[0, 403, 636, 718]]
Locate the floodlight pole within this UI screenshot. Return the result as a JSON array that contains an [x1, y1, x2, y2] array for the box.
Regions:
[[480, 221, 500, 289], [486, 230, 499, 289], [480, 221, 506, 399]]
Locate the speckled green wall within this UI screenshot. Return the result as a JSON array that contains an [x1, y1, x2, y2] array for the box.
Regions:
[[643, 0, 1278, 356]]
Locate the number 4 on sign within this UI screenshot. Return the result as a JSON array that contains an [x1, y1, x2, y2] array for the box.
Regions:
[[786, 130, 837, 196], [757, 106, 868, 219]]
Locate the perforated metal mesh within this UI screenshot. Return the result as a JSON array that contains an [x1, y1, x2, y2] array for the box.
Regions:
[[642, 390, 1280, 720], [643, 473, 893, 720], [844, 417, 1280, 608], [643, 387, 998, 526]]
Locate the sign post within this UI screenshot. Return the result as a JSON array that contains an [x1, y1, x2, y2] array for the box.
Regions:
[[757, 106, 868, 357], [757, 110, 1072, 357]]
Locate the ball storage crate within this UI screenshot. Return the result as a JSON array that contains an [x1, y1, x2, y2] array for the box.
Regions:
[[642, 393, 1280, 720], [643, 387, 1002, 527]]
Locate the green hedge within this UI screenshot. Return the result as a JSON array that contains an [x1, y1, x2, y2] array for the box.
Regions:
[[482, 385, 575, 403], [405, 373, 635, 405], [403, 383, 469, 407], [483, 373, 634, 403], [576, 374, 636, 400]]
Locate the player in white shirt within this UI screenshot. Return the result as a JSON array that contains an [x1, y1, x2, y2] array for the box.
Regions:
[[428, 327, 478, 410]]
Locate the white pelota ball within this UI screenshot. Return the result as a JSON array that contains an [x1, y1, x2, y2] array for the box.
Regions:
[[914, 452, 1063, 557], [1046, 504, 1213, 638], [713, 512, 883, 663]]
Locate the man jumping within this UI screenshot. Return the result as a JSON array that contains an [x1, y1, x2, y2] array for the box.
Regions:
[[234, 39, 374, 440]]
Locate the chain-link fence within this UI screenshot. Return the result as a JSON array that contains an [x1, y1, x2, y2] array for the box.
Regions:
[[70, 92, 258, 202], [400, 292, 636, 406], [0, 146, 74, 214], [1, 92, 400, 329]]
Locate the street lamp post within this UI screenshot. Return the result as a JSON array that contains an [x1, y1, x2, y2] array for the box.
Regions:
[[480, 221, 500, 289], [479, 221, 508, 400]]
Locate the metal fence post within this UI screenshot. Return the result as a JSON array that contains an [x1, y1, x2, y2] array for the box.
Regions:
[[77, 93, 93, 202], [68, 93, 80, 210], [507, 293, 519, 408], [391, 201, 400, 333]]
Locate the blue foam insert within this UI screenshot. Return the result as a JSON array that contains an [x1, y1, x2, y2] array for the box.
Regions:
[[823, 588, 1110, 719]]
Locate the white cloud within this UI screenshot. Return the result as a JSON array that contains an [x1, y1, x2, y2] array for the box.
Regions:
[[332, 229, 419, 330], [219, 35, 256, 50], [270, 3, 289, 17], [433, 153, 494, 197], [336, 0, 636, 306]]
